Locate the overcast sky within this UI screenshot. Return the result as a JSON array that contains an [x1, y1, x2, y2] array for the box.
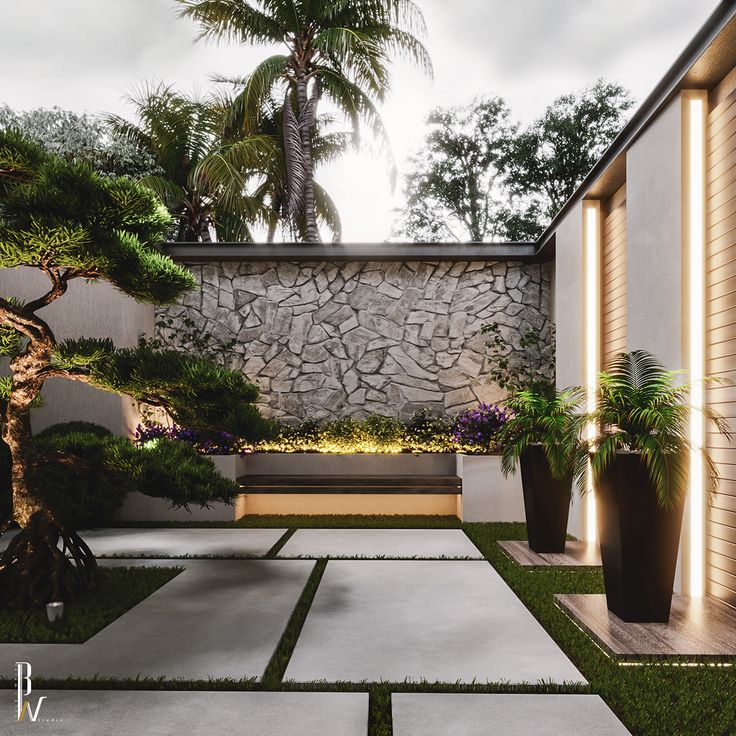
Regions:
[[1, 0, 723, 240]]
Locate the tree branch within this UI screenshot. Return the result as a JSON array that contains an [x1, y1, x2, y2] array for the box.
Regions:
[[0, 298, 49, 343], [24, 267, 68, 313], [38, 367, 168, 409]]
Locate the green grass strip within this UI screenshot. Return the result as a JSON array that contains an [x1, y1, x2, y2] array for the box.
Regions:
[[369, 684, 393, 736], [264, 529, 296, 558], [261, 558, 328, 689]]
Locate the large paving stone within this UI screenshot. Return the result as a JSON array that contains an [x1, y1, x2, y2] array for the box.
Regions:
[[285, 560, 584, 684], [392, 694, 630, 735], [78, 528, 288, 558], [0, 560, 313, 681], [277, 529, 483, 559], [0, 529, 288, 558], [5, 691, 368, 735]]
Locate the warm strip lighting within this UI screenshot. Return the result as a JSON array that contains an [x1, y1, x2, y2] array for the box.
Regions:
[[687, 94, 706, 598], [584, 202, 601, 544]]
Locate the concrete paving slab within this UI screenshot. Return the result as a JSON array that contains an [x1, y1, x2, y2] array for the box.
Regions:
[[77, 528, 288, 558], [0, 559, 313, 681], [285, 560, 585, 684], [278, 529, 483, 559], [5, 691, 368, 735], [392, 694, 630, 735], [1, 528, 287, 558]]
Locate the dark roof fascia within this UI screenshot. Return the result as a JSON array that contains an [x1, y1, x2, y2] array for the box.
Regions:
[[535, 0, 736, 255], [164, 242, 544, 263]]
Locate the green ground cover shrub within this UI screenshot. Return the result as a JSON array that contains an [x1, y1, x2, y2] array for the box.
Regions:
[[1, 422, 240, 530], [138, 405, 516, 455]]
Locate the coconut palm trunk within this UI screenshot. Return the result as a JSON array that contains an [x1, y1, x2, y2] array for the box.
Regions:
[[295, 75, 320, 243]]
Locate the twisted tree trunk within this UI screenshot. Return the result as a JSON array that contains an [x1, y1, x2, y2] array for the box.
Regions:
[[0, 285, 99, 609], [0, 299, 56, 526], [295, 76, 320, 243]]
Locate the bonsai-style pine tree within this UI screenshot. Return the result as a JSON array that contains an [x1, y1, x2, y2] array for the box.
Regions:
[[0, 131, 269, 608]]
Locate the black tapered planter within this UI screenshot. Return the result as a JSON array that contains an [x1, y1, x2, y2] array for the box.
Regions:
[[595, 452, 686, 623], [520, 444, 572, 553]]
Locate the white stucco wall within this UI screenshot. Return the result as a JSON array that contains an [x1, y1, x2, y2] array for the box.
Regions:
[[625, 94, 687, 592], [552, 201, 586, 540], [626, 96, 684, 370], [0, 267, 153, 435], [554, 202, 585, 391]]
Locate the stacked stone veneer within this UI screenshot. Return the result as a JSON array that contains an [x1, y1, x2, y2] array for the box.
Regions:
[[157, 260, 553, 422]]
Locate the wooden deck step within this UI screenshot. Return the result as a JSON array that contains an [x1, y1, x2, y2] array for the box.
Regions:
[[238, 475, 462, 495]]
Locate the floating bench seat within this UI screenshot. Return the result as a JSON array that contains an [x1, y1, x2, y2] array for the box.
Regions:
[[237, 475, 463, 516], [238, 475, 462, 494]]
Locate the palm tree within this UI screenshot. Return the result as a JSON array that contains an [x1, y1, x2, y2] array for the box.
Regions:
[[106, 84, 274, 242], [176, 0, 432, 242], [240, 95, 350, 242]]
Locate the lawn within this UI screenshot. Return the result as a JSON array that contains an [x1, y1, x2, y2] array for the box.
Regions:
[[0, 566, 181, 644]]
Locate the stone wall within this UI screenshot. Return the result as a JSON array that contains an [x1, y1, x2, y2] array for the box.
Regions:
[[157, 259, 553, 422]]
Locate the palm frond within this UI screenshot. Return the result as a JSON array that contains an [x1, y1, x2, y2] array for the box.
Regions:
[[137, 175, 186, 210], [591, 350, 733, 508], [313, 180, 342, 241], [499, 387, 585, 481], [175, 0, 284, 43], [227, 55, 289, 135]]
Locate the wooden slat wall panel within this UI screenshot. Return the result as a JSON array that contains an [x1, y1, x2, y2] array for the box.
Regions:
[[706, 70, 736, 606], [601, 184, 627, 369]]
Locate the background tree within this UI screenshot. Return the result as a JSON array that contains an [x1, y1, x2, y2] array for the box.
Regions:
[[176, 0, 432, 242], [0, 104, 159, 179], [502, 80, 634, 236], [0, 132, 271, 609], [106, 84, 274, 242], [394, 81, 634, 242], [392, 97, 517, 242]]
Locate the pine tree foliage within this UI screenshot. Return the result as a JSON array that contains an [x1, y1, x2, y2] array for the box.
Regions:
[[0, 132, 269, 609]]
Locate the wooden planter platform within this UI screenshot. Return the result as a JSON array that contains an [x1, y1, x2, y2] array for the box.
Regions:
[[555, 593, 736, 661], [498, 540, 601, 567]]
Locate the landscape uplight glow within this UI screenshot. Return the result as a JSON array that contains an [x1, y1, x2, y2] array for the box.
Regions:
[[584, 202, 601, 544], [687, 94, 707, 598]]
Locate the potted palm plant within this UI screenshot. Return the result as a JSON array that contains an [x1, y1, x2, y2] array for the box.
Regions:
[[501, 387, 585, 553], [587, 351, 730, 622]]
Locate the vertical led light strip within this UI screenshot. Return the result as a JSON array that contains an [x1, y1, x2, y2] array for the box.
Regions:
[[584, 202, 601, 544], [687, 94, 706, 598]]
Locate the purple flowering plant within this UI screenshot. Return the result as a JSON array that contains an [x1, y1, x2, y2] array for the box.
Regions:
[[134, 421, 250, 456], [452, 403, 510, 453]]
